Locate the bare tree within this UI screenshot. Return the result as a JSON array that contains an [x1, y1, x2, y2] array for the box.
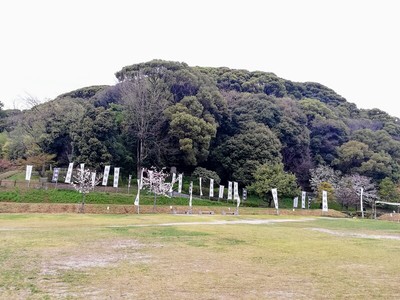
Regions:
[[119, 72, 170, 177]]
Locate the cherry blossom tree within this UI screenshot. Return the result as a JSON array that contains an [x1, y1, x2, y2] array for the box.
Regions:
[[141, 167, 177, 211], [71, 167, 102, 213]]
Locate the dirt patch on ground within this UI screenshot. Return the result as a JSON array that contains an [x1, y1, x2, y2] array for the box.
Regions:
[[0, 202, 348, 217], [379, 213, 400, 222], [38, 238, 152, 298], [109, 218, 315, 228], [309, 227, 400, 240], [40, 239, 149, 276]]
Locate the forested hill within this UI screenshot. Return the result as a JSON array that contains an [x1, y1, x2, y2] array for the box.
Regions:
[[2, 59, 400, 193]]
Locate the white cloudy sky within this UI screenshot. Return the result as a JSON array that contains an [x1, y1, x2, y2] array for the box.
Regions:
[[1, 0, 399, 116]]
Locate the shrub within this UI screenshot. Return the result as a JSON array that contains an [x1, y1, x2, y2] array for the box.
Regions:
[[192, 167, 220, 185]]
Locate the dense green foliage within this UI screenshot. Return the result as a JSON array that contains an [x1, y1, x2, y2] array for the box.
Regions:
[[248, 163, 299, 207], [2, 59, 400, 205]]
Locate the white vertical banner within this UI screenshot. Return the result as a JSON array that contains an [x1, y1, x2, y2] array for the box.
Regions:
[[80, 163, 85, 181], [139, 168, 144, 189], [148, 170, 154, 189], [234, 182, 241, 208], [189, 181, 193, 208], [134, 179, 140, 206], [360, 188, 364, 218], [91, 172, 96, 187], [271, 188, 279, 210], [293, 197, 298, 208], [65, 162, 74, 183], [52, 168, 60, 183], [228, 181, 233, 200], [233, 182, 239, 201], [209, 179, 214, 197], [128, 175, 132, 188], [242, 188, 247, 201], [113, 167, 120, 188], [102, 165, 110, 186], [219, 185, 224, 199], [199, 177, 203, 196], [236, 193, 241, 208], [25, 165, 33, 181], [301, 191, 306, 209], [322, 190, 328, 212], [178, 173, 183, 193], [170, 173, 176, 192]]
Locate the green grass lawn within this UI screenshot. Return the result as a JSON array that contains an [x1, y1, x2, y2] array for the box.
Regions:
[[0, 214, 399, 299]]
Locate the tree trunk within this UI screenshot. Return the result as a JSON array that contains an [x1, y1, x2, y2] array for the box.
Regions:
[[153, 192, 157, 212], [80, 193, 86, 213], [137, 138, 145, 178]]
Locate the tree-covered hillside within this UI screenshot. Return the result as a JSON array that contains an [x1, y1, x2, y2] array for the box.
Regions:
[[2, 59, 400, 204]]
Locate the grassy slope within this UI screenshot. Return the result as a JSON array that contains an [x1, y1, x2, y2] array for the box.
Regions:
[[1, 171, 344, 210]]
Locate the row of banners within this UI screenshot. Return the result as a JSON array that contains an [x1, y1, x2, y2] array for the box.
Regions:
[[168, 173, 243, 201], [274, 189, 329, 212], [25, 164, 122, 188], [24, 164, 243, 202], [25, 164, 341, 212]]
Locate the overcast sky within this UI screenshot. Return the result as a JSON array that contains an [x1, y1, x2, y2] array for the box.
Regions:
[[1, 0, 399, 117]]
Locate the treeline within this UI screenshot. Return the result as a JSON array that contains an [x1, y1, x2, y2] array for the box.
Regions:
[[1, 59, 400, 205]]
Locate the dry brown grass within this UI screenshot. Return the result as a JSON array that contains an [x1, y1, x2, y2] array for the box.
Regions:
[[0, 202, 347, 217], [1, 214, 399, 299]]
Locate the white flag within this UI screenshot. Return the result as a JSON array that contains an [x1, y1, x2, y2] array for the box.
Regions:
[[128, 175, 132, 188], [234, 182, 239, 200], [178, 174, 183, 193], [102, 165, 110, 186], [170, 173, 176, 192], [189, 181, 193, 208], [228, 181, 233, 200], [134, 179, 140, 206], [242, 188, 247, 201], [52, 168, 60, 183], [234, 182, 240, 207], [25, 165, 33, 181], [322, 190, 328, 212], [293, 197, 298, 208], [301, 191, 306, 209], [219, 185, 224, 199], [209, 179, 214, 197], [80, 163, 85, 180], [65, 162, 74, 183], [271, 188, 279, 209], [91, 172, 96, 187], [199, 177, 203, 196], [139, 168, 144, 189], [113, 167, 120, 188], [360, 187, 364, 214]]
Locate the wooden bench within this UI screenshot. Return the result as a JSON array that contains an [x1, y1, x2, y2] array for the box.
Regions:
[[171, 209, 192, 215], [222, 210, 238, 215], [199, 210, 215, 215]]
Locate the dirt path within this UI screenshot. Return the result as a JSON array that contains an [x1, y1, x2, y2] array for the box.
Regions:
[[310, 227, 400, 240], [107, 218, 315, 228]]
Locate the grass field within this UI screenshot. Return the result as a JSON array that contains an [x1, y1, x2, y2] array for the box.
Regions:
[[1, 214, 400, 299]]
